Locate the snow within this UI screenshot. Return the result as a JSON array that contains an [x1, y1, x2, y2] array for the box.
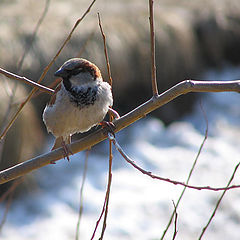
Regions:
[[1, 66, 240, 239]]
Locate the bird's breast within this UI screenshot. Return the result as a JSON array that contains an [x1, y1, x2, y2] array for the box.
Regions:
[[43, 81, 113, 138]]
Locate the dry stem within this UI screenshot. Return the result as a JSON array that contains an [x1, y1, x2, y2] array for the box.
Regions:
[[108, 132, 240, 191], [171, 201, 178, 240], [90, 142, 112, 240], [198, 162, 240, 239], [98, 13, 112, 86], [99, 140, 113, 239], [149, 0, 158, 96]]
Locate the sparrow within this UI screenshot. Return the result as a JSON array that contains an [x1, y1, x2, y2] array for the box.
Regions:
[[43, 58, 116, 159]]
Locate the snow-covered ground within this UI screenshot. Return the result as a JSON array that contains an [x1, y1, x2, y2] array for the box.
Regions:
[[1, 66, 240, 240]]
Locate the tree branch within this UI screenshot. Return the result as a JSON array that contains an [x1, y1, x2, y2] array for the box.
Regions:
[[0, 68, 54, 95], [0, 79, 239, 184], [108, 132, 240, 191]]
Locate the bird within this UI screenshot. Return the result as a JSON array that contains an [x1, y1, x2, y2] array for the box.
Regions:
[[43, 58, 116, 160]]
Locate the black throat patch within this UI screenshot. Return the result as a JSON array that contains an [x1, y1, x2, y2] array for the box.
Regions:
[[68, 85, 98, 108]]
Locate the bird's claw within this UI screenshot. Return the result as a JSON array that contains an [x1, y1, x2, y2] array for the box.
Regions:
[[61, 141, 73, 161], [100, 121, 116, 137]]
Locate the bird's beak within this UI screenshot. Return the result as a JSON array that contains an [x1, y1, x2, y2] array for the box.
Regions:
[[54, 68, 65, 78]]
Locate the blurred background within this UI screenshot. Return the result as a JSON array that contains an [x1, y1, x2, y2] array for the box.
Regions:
[[0, 0, 240, 239]]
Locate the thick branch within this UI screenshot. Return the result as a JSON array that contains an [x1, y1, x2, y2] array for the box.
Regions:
[[0, 79, 240, 184]]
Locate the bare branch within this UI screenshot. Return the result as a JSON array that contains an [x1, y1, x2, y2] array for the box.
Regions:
[[91, 195, 106, 240], [108, 132, 240, 191], [97, 13, 112, 86], [0, 80, 240, 184], [149, 0, 158, 96], [0, 68, 54, 95], [94, 15, 114, 238], [99, 140, 113, 239], [91, 141, 112, 240]]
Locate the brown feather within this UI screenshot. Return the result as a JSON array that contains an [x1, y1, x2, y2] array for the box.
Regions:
[[48, 83, 62, 106]]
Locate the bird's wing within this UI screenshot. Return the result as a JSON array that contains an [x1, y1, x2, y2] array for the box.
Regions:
[[48, 83, 62, 106]]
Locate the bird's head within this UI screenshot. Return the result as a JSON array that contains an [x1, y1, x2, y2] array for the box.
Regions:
[[54, 58, 102, 88]]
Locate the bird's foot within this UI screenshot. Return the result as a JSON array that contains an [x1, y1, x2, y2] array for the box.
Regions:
[[61, 140, 73, 162], [108, 107, 120, 120], [100, 121, 116, 137]]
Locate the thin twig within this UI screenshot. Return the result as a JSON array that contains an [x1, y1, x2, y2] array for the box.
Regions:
[[75, 150, 89, 240], [0, 80, 240, 184], [171, 201, 178, 240], [198, 162, 240, 239], [99, 139, 113, 239], [32, 77, 61, 99], [97, 13, 112, 86], [97, 14, 114, 239], [91, 197, 107, 240], [149, 0, 158, 96], [90, 142, 113, 240], [0, 0, 97, 141], [161, 101, 208, 239], [0, 68, 54, 95], [107, 132, 240, 191], [97, 12, 115, 123]]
